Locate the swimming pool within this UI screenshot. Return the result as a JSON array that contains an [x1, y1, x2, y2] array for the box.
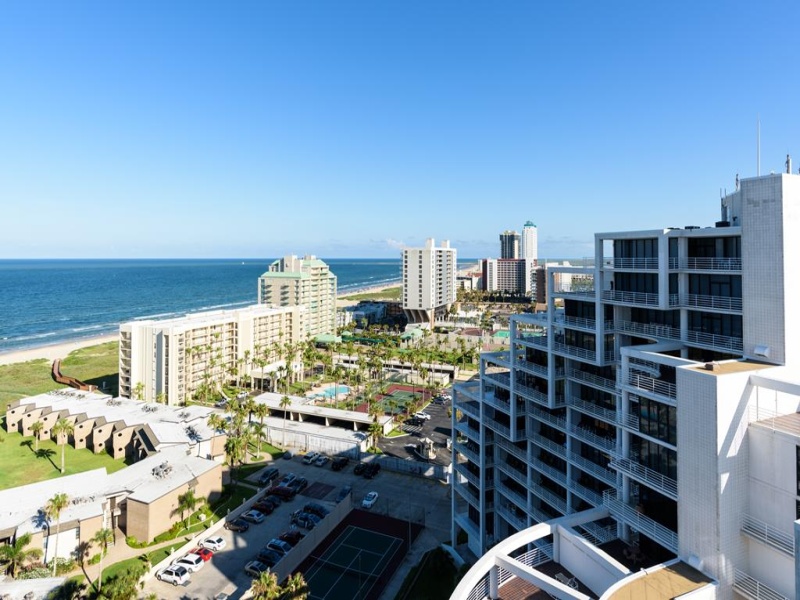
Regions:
[[319, 384, 350, 398]]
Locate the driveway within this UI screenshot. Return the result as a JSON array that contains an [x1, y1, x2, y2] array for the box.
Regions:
[[378, 395, 453, 466]]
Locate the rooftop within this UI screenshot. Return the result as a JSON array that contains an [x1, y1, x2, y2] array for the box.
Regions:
[[608, 561, 713, 600], [687, 359, 773, 376]]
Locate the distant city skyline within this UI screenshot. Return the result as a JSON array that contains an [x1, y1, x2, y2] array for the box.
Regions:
[[2, 1, 799, 259]]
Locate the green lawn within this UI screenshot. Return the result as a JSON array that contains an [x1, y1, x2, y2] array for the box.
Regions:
[[0, 430, 129, 490], [0, 341, 120, 415], [340, 286, 402, 301]]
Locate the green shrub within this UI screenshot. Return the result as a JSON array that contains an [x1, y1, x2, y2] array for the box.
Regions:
[[88, 553, 101, 565], [19, 566, 51, 579]]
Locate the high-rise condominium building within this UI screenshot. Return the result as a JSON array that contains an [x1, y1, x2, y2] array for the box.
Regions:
[[258, 255, 337, 338], [521, 220, 538, 262], [481, 258, 534, 294], [402, 238, 456, 326], [500, 230, 521, 259], [120, 304, 304, 406], [451, 171, 800, 599]]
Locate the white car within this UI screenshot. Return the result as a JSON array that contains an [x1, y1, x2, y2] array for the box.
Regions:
[[173, 553, 205, 573], [361, 491, 379, 509], [200, 536, 227, 552], [414, 412, 431, 421], [157, 565, 191, 586], [303, 451, 320, 465]]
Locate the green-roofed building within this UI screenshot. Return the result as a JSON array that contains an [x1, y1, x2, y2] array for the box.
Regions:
[[258, 255, 337, 338]]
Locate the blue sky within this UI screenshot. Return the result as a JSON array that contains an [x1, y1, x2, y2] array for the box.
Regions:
[[2, 1, 799, 259]]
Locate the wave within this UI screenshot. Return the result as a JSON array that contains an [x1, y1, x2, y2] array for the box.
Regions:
[[70, 324, 107, 333], [134, 311, 181, 321]]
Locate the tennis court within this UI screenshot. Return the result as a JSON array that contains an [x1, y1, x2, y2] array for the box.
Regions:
[[305, 525, 403, 600]]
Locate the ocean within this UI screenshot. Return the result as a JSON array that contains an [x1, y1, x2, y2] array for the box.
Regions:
[[0, 258, 473, 354]]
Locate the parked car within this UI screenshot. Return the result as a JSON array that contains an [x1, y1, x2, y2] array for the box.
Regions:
[[432, 395, 447, 405], [259, 494, 282, 508], [252, 500, 275, 515], [241, 509, 265, 524], [268, 486, 297, 501], [191, 547, 214, 562], [266, 538, 294, 556], [244, 560, 270, 577], [406, 417, 423, 427], [314, 454, 329, 467], [288, 477, 308, 494], [157, 565, 190, 586], [364, 462, 381, 479], [224, 518, 250, 532], [256, 548, 284, 567], [414, 411, 431, 421], [200, 536, 227, 552], [335, 485, 353, 503], [361, 491, 379, 509], [214, 399, 228, 408], [258, 466, 280, 486], [354, 462, 368, 475], [279, 530, 305, 546], [303, 502, 330, 518], [302, 451, 320, 465], [291, 511, 320, 530], [278, 473, 297, 487], [331, 456, 350, 471], [173, 553, 205, 573]]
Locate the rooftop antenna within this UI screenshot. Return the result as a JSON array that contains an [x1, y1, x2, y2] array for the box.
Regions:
[[786, 154, 792, 174], [757, 115, 761, 176]]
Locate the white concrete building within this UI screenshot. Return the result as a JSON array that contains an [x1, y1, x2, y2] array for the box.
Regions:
[[402, 238, 456, 326], [451, 171, 800, 600], [258, 255, 337, 337], [521, 220, 538, 262], [120, 304, 304, 406], [481, 258, 534, 295], [500, 230, 521, 259]]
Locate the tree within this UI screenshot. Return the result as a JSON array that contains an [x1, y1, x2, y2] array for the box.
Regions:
[[253, 403, 269, 452], [176, 488, 201, 527], [280, 395, 291, 448], [250, 569, 281, 600], [155, 391, 167, 405], [225, 436, 246, 484], [281, 572, 309, 600], [0, 532, 42, 578], [132, 382, 145, 401], [91, 528, 114, 592], [207, 413, 227, 435], [52, 418, 74, 474], [45, 492, 69, 576], [368, 419, 383, 451], [30, 420, 44, 451], [45, 578, 86, 600]]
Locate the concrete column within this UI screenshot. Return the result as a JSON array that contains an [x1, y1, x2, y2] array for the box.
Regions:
[[489, 564, 500, 599]]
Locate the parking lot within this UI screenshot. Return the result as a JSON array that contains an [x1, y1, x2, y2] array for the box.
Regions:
[[141, 451, 451, 600], [378, 393, 452, 467]]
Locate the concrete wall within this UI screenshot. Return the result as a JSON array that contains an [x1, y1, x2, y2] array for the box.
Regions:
[[557, 525, 627, 595]]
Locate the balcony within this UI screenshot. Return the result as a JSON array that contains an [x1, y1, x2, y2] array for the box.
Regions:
[[603, 490, 678, 554], [563, 315, 601, 332], [606, 257, 660, 270], [530, 456, 567, 488], [454, 420, 481, 441], [515, 359, 565, 380], [568, 397, 617, 425], [571, 480, 604, 506], [453, 480, 481, 509], [674, 293, 742, 312], [530, 484, 568, 515], [484, 371, 511, 390], [602, 289, 659, 306], [454, 439, 483, 465], [615, 320, 681, 341], [496, 481, 528, 511], [610, 456, 677, 500], [733, 569, 790, 600], [670, 256, 742, 272], [496, 461, 529, 488], [685, 329, 743, 352], [569, 423, 616, 452], [569, 369, 618, 393], [515, 382, 550, 407], [627, 372, 676, 400], [453, 462, 483, 488], [740, 514, 794, 557], [568, 451, 617, 486], [532, 435, 567, 460], [496, 438, 527, 463], [554, 288, 596, 301], [496, 503, 528, 532], [454, 398, 481, 420], [528, 406, 567, 434]]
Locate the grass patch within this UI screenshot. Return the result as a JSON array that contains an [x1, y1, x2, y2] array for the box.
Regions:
[[340, 286, 402, 301], [387, 428, 407, 437], [0, 341, 120, 414], [0, 430, 129, 491], [394, 547, 458, 600]]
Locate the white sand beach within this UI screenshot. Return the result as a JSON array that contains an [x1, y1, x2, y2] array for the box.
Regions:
[[0, 334, 119, 367]]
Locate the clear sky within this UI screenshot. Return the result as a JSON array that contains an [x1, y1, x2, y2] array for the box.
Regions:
[[2, 1, 799, 259]]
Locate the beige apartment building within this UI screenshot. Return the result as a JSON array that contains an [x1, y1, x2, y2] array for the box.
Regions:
[[258, 255, 337, 338], [119, 304, 304, 406]]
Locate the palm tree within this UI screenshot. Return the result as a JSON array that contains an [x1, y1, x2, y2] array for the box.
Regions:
[[30, 420, 44, 451], [176, 488, 200, 527], [250, 569, 281, 600], [91, 527, 114, 592], [45, 492, 69, 576], [207, 413, 227, 435], [52, 418, 74, 474], [253, 403, 269, 452], [132, 382, 145, 401], [281, 572, 309, 599], [0, 532, 42, 578], [368, 419, 383, 451], [224, 436, 246, 485], [280, 395, 291, 448], [155, 391, 167, 405]]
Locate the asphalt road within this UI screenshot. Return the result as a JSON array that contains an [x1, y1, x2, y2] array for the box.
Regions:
[[378, 396, 453, 466]]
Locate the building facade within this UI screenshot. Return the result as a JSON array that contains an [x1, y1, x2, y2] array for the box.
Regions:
[[120, 304, 304, 405], [258, 255, 337, 337], [481, 258, 534, 295], [500, 230, 521, 259], [402, 238, 457, 326], [521, 220, 538, 262], [451, 172, 800, 599]]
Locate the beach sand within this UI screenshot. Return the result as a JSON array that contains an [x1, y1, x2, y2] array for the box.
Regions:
[[0, 282, 404, 367]]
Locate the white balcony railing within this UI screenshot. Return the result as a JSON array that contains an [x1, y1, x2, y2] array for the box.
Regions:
[[532, 435, 567, 460], [531, 484, 568, 515], [615, 320, 681, 341], [569, 369, 618, 392], [496, 482, 528, 513], [568, 451, 617, 486], [496, 462, 529, 488], [685, 329, 744, 352], [496, 438, 527, 463], [496, 503, 528, 532], [530, 457, 568, 487], [602, 290, 660, 306], [603, 490, 678, 553], [679, 294, 743, 312], [741, 514, 794, 557], [608, 257, 660, 270], [669, 257, 742, 271], [610, 456, 678, 500], [733, 569, 790, 600], [568, 397, 617, 425], [627, 373, 677, 399], [553, 342, 598, 361]]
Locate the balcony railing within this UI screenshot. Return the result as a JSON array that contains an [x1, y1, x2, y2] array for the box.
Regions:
[[669, 257, 742, 271], [454, 462, 483, 488], [602, 290, 660, 306], [741, 514, 794, 557], [496, 503, 528, 532], [608, 257, 660, 270], [569, 369, 618, 392], [603, 490, 678, 553], [568, 397, 617, 425], [454, 420, 481, 441], [615, 320, 681, 341], [529, 406, 567, 433], [627, 373, 676, 399], [530, 457, 568, 487], [515, 359, 559, 379], [568, 451, 617, 486], [554, 288, 596, 299], [678, 293, 743, 312], [579, 522, 618, 545], [453, 440, 483, 465], [532, 435, 567, 460], [515, 382, 550, 407], [569, 423, 616, 451], [496, 461, 529, 488], [553, 342, 598, 361], [485, 372, 511, 389], [454, 398, 481, 420], [453, 480, 480, 509], [496, 438, 527, 463], [531, 484, 568, 515], [617, 411, 640, 432], [685, 329, 744, 352], [733, 569, 790, 600], [496, 481, 528, 511], [610, 456, 677, 500], [571, 480, 604, 506]]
